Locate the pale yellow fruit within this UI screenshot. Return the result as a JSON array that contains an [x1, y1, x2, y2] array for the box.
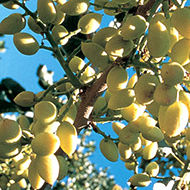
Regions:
[[145, 161, 159, 177], [0, 142, 21, 159], [14, 91, 36, 107], [179, 90, 190, 120], [131, 137, 142, 152], [78, 13, 102, 34], [153, 83, 178, 106], [80, 65, 96, 84], [93, 96, 107, 114], [146, 101, 160, 118], [52, 25, 69, 45], [126, 73, 138, 89], [31, 132, 60, 156], [69, 56, 85, 73], [147, 21, 170, 58], [59, 104, 77, 124], [170, 38, 190, 65], [15, 155, 31, 172], [36, 155, 59, 185], [99, 138, 119, 162], [134, 73, 159, 105], [108, 88, 135, 110], [159, 101, 189, 137], [61, 0, 89, 16], [106, 66, 128, 93], [118, 142, 132, 160], [0, 119, 22, 144], [142, 126, 164, 142], [112, 184, 123, 190], [3, 0, 19, 9], [129, 173, 151, 187], [13, 33, 39, 55], [56, 155, 68, 180], [34, 101, 57, 124], [57, 121, 78, 157], [92, 27, 117, 48], [142, 142, 158, 160], [112, 122, 125, 135], [0, 13, 26, 34], [17, 178, 27, 189], [105, 34, 134, 60], [161, 62, 184, 86], [104, 2, 119, 16], [121, 102, 146, 122], [28, 16, 43, 34], [125, 161, 136, 170], [37, 0, 56, 24], [28, 159, 45, 189], [119, 126, 139, 145], [81, 42, 109, 70], [120, 15, 147, 40], [171, 7, 190, 39], [53, 4, 66, 25]]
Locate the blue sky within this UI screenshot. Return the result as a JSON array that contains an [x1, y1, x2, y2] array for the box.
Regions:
[[0, 1, 190, 189]]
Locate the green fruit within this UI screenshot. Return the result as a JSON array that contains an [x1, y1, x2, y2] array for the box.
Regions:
[[153, 83, 178, 106], [142, 126, 164, 142], [13, 33, 39, 55], [118, 142, 132, 160], [120, 15, 147, 40], [161, 62, 184, 86], [179, 90, 190, 119], [0, 13, 26, 34], [121, 102, 146, 122], [15, 155, 31, 172], [37, 0, 56, 24], [105, 34, 134, 60], [145, 161, 159, 177], [134, 73, 159, 105], [57, 121, 78, 157], [99, 138, 119, 162], [17, 115, 30, 130], [186, 144, 190, 160], [36, 155, 59, 185], [0, 142, 21, 159], [169, 27, 179, 52], [125, 161, 136, 170], [119, 126, 139, 145], [142, 142, 158, 160], [147, 21, 170, 57], [171, 7, 190, 39], [106, 66, 128, 93], [61, 0, 89, 16], [81, 42, 109, 70], [31, 132, 60, 156], [28, 159, 45, 189], [112, 122, 125, 135], [94, 0, 109, 11], [34, 101, 57, 124], [56, 155, 68, 180], [0, 119, 22, 144], [104, 2, 119, 16], [131, 137, 142, 152], [69, 56, 85, 73], [126, 73, 138, 89], [28, 16, 43, 34], [146, 100, 160, 118], [78, 13, 102, 34], [80, 65, 96, 84], [53, 4, 66, 25], [108, 88, 135, 110], [52, 25, 69, 45], [93, 96, 107, 114], [170, 38, 190, 65], [158, 101, 188, 137], [3, 0, 19, 9], [92, 27, 117, 48], [14, 91, 36, 107], [129, 173, 151, 187]]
